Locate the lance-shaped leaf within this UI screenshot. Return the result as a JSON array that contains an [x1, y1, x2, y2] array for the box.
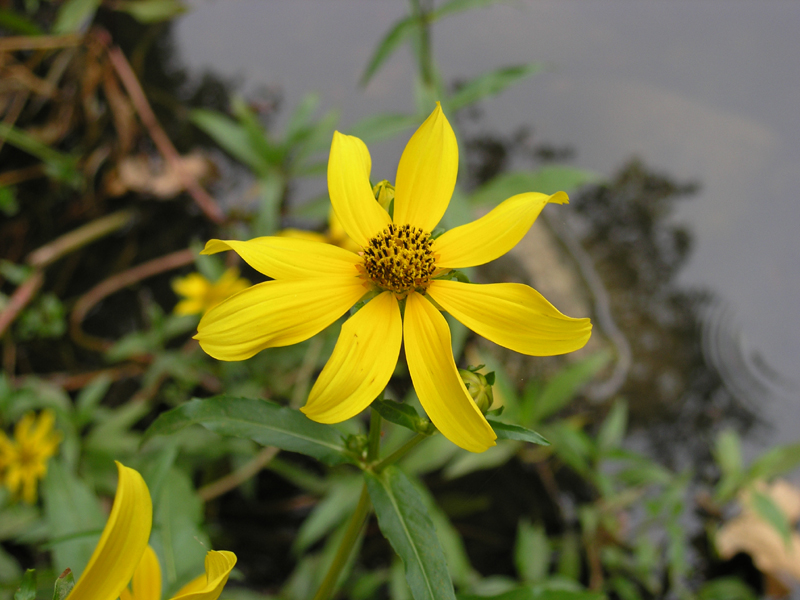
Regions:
[[446, 63, 544, 113], [143, 397, 350, 465], [365, 466, 456, 600], [487, 420, 549, 446], [360, 16, 417, 87], [14, 570, 36, 600], [372, 399, 435, 435]]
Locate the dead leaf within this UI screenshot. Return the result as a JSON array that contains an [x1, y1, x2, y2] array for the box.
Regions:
[[105, 151, 215, 198]]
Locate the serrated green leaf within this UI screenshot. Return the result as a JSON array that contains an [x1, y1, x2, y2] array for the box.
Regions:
[[470, 168, 602, 209], [189, 109, 267, 174], [14, 569, 36, 600], [365, 466, 456, 600], [750, 489, 792, 548], [447, 63, 543, 113], [143, 396, 350, 465], [488, 420, 549, 445], [360, 16, 417, 87], [52, 0, 100, 33]]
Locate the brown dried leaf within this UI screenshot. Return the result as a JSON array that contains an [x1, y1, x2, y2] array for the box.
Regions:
[[105, 151, 214, 198]]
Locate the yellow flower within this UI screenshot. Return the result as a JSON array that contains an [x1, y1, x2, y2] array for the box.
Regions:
[[172, 268, 250, 316], [195, 104, 592, 453], [68, 462, 236, 600], [0, 410, 61, 503]]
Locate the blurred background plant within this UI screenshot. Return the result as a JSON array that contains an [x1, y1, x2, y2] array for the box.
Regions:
[[1, 1, 798, 599]]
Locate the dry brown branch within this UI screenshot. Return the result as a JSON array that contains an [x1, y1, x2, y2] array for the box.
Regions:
[[70, 248, 195, 351], [0, 35, 82, 52], [198, 446, 280, 502], [0, 271, 44, 338], [98, 34, 224, 224]]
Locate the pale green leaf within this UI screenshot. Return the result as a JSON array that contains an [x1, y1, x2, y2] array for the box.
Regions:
[[14, 569, 36, 600], [750, 489, 792, 548], [488, 420, 550, 446], [52, 0, 100, 33], [189, 109, 267, 173], [143, 396, 350, 465], [515, 520, 550, 583], [596, 399, 627, 454], [113, 0, 187, 23], [447, 63, 544, 113], [360, 16, 417, 87], [365, 466, 456, 600]]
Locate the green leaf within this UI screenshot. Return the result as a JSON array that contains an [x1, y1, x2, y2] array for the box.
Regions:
[[470, 168, 602, 208], [14, 569, 36, 600], [443, 442, 519, 480], [0, 9, 42, 35], [433, 0, 504, 19], [714, 429, 742, 478], [365, 466, 457, 600], [113, 0, 187, 23], [52, 0, 101, 33], [745, 442, 800, 483], [293, 475, 362, 555], [596, 400, 627, 455], [53, 567, 74, 600], [42, 460, 104, 579], [372, 399, 435, 435], [0, 123, 82, 188], [347, 113, 423, 143], [488, 420, 549, 446], [143, 396, 350, 465], [697, 577, 757, 600], [542, 422, 593, 476], [514, 520, 550, 583], [360, 16, 417, 87], [525, 352, 610, 425], [447, 63, 543, 113], [231, 98, 285, 165], [189, 109, 267, 174], [750, 489, 792, 547]]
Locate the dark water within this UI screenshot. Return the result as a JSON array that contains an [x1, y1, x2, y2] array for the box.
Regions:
[[174, 0, 800, 455]]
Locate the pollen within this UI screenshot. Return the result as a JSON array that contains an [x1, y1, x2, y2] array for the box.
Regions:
[[363, 224, 436, 294]]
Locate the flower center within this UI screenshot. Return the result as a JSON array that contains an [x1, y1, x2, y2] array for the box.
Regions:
[[363, 224, 436, 294]]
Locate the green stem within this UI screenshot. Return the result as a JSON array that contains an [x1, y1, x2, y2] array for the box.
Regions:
[[311, 484, 371, 600], [367, 408, 382, 462], [374, 433, 428, 473]]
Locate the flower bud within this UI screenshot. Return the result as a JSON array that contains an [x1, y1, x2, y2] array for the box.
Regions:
[[372, 180, 395, 211], [459, 369, 494, 414]]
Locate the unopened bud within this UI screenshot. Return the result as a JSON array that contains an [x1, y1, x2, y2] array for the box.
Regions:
[[372, 180, 395, 211], [459, 369, 494, 414]]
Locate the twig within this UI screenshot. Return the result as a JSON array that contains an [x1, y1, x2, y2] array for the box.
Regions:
[[99, 35, 224, 224], [20, 363, 146, 391], [26, 209, 136, 268], [0, 35, 82, 52], [70, 248, 195, 351], [198, 446, 280, 502], [0, 272, 44, 338], [0, 164, 46, 187]]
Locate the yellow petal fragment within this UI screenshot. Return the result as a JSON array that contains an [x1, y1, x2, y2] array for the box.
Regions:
[[403, 292, 496, 453], [68, 462, 152, 600], [303, 292, 402, 423], [171, 273, 209, 299], [170, 551, 237, 600], [428, 280, 592, 355], [196, 277, 368, 361], [201, 237, 361, 280], [328, 131, 391, 247], [434, 191, 568, 268], [130, 546, 162, 600], [393, 103, 458, 232]]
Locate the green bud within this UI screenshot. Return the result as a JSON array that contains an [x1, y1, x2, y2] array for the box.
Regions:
[[344, 434, 369, 459], [372, 180, 395, 211], [459, 368, 494, 414]]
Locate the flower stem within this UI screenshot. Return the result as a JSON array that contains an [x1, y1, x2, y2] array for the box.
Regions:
[[373, 433, 428, 473], [311, 483, 371, 600]]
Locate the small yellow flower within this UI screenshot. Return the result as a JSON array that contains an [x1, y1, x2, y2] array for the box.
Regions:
[[67, 462, 236, 600], [195, 104, 592, 453], [0, 410, 61, 503], [172, 268, 250, 316]]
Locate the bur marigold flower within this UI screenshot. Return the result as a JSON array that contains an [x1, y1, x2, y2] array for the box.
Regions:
[[0, 410, 61, 503], [67, 462, 236, 600], [172, 268, 250, 316], [195, 104, 592, 453]]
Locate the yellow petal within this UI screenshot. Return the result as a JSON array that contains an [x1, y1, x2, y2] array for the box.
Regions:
[[428, 280, 592, 355], [328, 131, 391, 247], [393, 103, 458, 232], [303, 292, 402, 423], [434, 191, 568, 268], [196, 277, 368, 361], [170, 551, 237, 600], [201, 237, 361, 280], [68, 462, 152, 600], [403, 292, 496, 453], [130, 546, 162, 600], [172, 273, 210, 300]]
